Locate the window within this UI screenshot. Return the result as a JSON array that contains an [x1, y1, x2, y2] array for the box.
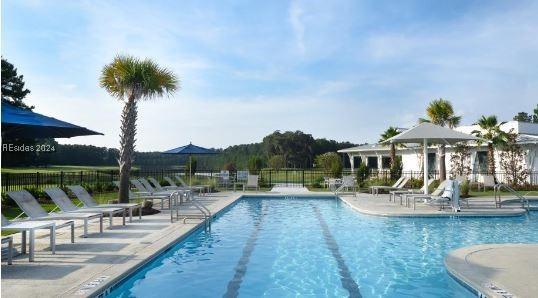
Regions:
[[382, 157, 391, 169], [428, 153, 437, 173], [367, 156, 378, 170], [476, 151, 488, 173]]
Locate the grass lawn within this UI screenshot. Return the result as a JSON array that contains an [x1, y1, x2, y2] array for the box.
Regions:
[[468, 189, 538, 197], [1, 165, 138, 173]]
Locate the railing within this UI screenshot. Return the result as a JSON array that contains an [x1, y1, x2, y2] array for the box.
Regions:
[[494, 184, 530, 212], [2, 168, 538, 194]]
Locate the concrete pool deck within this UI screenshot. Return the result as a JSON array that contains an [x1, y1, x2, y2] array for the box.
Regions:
[[338, 193, 527, 217], [1, 192, 245, 298], [445, 244, 538, 298], [1, 190, 533, 297]]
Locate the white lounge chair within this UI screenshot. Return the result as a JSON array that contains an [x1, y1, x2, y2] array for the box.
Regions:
[[67, 185, 142, 222], [2, 214, 74, 262], [174, 175, 208, 194], [404, 180, 449, 210], [130, 179, 172, 209], [217, 171, 230, 189], [244, 175, 259, 191], [390, 179, 434, 204], [44, 187, 125, 227], [147, 177, 192, 203], [2, 236, 13, 265], [477, 174, 496, 191], [370, 177, 409, 195], [8, 190, 103, 238], [163, 176, 198, 193]]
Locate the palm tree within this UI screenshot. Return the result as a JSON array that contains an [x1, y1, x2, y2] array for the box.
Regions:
[[379, 127, 400, 169], [471, 115, 507, 177], [420, 98, 461, 181], [100, 55, 178, 203]]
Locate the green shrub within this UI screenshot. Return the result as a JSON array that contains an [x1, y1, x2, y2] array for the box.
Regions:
[[159, 179, 170, 187], [390, 157, 402, 179], [429, 180, 440, 193], [407, 178, 423, 189], [25, 187, 50, 203], [315, 152, 343, 178], [1, 192, 17, 207], [460, 180, 470, 198], [312, 176, 324, 188], [355, 162, 369, 187], [366, 178, 391, 187]]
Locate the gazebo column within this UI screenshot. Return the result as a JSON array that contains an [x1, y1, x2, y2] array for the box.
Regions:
[[423, 139, 428, 194], [377, 155, 383, 171]]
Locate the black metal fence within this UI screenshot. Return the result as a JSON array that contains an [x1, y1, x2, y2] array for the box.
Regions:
[[2, 168, 538, 194]]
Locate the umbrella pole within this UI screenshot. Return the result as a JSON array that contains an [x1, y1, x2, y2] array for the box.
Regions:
[[189, 155, 192, 186], [423, 139, 428, 195]]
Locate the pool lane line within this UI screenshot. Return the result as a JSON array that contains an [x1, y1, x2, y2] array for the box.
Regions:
[[312, 205, 362, 298], [223, 205, 267, 298]]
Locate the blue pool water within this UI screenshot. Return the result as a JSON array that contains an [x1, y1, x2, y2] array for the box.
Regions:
[[108, 197, 538, 297]]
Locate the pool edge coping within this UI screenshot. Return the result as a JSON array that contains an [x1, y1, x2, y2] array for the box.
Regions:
[[444, 243, 538, 298]]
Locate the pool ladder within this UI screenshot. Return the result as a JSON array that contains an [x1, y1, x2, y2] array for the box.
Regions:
[[173, 192, 212, 230], [493, 184, 530, 212], [334, 185, 357, 197]]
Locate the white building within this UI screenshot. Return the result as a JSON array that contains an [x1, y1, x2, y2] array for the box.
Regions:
[[338, 121, 538, 182]]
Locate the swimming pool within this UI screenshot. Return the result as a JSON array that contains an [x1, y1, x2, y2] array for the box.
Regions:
[[108, 196, 537, 297]]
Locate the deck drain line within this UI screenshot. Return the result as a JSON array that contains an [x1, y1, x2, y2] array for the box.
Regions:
[[223, 205, 268, 298], [483, 282, 514, 298], [312, 205, 362, 298], [75, 276, 110, 296]]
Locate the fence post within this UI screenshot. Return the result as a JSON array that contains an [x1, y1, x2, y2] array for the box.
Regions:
[[60, 171, 64, 187], [80, 171, 83, 185], [110, 170, 114, 185], [302, 169, 305, 187], [4, 173, 9, 192], [269, 170, 272, 186], [36, 172, 40, 188], [285, 169, 288, 186]]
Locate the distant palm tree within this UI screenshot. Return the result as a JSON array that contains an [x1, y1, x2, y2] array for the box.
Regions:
[[379, 127, 400, 169], [420, 98, 461, 181], [100, 55, 178, 203], [472, 115, 507, 177]]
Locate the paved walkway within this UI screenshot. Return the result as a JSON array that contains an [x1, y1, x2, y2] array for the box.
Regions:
[[1, 192, 243, 298], [339, 193, 527, 217], [445, 244, 538, 298]]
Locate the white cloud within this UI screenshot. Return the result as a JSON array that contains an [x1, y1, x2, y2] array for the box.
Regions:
[[289, 0, 306, 54]]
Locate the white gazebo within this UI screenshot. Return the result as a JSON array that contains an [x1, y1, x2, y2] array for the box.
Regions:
[[382, 122, 483, 194]]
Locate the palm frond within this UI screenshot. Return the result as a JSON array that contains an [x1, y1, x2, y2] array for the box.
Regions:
[[100, 55, 179, 101]]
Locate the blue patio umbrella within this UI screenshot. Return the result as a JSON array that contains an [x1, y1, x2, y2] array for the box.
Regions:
[[163, 143, 218, 185], [1, 102, 103, 139]]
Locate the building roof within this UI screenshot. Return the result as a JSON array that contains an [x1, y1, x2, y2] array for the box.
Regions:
[[383, 122, 482, 145]]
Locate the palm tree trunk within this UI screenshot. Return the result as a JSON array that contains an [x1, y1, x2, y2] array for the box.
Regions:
[[390, 144, 396, 168], [439, 144, 446, 181], [118, 96, 138, 203], [487, 143, 495, 176]]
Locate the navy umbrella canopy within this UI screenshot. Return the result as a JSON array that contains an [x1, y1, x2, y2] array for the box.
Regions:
[[1, 102, 103, 139], [163, 143, 218, 185], [163, 143, 218, 155]]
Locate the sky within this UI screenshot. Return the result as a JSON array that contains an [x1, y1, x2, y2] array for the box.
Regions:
[[2, 0, 538, 151]]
